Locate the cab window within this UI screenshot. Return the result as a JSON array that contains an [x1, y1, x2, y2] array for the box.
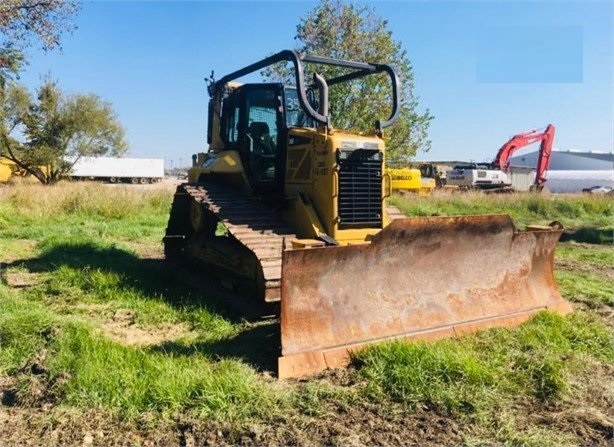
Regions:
[[245, 88, 279, 183], [284, 87, 316, 128]]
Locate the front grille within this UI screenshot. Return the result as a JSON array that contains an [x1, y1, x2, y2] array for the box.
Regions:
[[337, 149, 383, 228]]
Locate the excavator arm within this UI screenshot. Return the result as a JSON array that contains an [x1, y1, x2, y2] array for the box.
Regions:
[[492, 124, 556, 188], [533, 124, 556, 187]]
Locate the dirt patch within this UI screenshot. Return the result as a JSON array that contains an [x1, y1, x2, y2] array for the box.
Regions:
[[0, 406, 165, 447], [527, 360, 614, 445], [0, 240, 38, 264], [64, 304, 197, 348], [2, 360, 614, 446], [1, 270, 40, 288], [595, 307, 614, 327], [0, 375, 19, 407], [122, 241, 165, 261], [0, 398, 466, 447], [556, 258, 614, 281], [97, 308, 197, 347]]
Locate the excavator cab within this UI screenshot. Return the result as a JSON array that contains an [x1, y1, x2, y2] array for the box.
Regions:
[[166, 50, 571, 379]]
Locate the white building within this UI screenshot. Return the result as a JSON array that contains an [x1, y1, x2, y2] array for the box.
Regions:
[[509, 150, 613, 193]]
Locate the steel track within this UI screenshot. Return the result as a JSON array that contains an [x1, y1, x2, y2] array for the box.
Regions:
[[166, 183, 403, 303], [176, 183, 297, 302]]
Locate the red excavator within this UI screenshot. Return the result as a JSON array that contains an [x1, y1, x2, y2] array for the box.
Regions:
[[447, 124, 556, 191], [493, 124, 556, 190]]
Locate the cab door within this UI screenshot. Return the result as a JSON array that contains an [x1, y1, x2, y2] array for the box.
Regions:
[[241, 85, 283, 190]]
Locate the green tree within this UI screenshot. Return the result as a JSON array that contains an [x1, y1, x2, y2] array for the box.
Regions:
[[1, 81, 127, 184], [0, 0, 79, 81], [264, 0, 433, 165]]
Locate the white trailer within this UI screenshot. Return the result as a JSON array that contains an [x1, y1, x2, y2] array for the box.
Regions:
[[69, 157, 165, 184]]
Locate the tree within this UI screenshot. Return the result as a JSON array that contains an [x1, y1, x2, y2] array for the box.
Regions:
[[1, 80, 127, 184], [264, 0, 433, 165], [0, 0, 79, 81]]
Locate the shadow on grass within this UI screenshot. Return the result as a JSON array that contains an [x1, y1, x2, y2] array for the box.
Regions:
[[149, 322, 281, 372], [3, 242, 280, 374], [560, 227, 613, 244], [5, 242, 235, 315]]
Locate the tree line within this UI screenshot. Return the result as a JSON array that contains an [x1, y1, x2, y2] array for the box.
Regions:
[[1, 0, 431, 185], [0, 1, 127, 184]]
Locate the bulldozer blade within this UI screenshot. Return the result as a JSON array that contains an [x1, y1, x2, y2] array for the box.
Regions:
[[278, 214, 572, 379]]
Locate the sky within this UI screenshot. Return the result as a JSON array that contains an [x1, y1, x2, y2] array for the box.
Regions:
[[17, 0, 614, 168]]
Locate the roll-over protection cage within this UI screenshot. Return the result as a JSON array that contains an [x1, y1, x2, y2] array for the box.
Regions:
[[207, 49, 401, 136]]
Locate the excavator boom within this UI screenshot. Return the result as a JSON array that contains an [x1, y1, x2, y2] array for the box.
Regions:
[[493, 124, 556, 188]]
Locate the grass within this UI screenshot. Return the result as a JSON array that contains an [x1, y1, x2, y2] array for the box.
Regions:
[[1, 182, 613, 445], [1, 181, 170, 220], [50, 322, 278, 420], [554, 243, 614, 306], [0, 182, 169, 244], [389, 190, 613, 230], [556, 270, 614, 307], [0, 286, 280, 420], [555, 242, 614, 265], [0, 287, 56, 373], [353, 312, 614, 414], [351, 310, 614, 446]]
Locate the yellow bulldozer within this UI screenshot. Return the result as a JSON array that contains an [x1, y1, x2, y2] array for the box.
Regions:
[[164, 50, 571, 378]]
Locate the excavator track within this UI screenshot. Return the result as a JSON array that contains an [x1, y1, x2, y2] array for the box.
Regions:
[[164, 183, 297, 304]]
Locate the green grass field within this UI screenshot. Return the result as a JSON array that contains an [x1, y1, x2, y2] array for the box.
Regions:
[[1, 182, 612, 446]]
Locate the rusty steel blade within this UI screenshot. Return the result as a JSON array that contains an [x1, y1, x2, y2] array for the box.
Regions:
[[279, 214, 572, 378]]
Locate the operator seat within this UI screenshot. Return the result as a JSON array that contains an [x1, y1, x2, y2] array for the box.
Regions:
[[248, 122, 274, 154], [247, 121, 276, 182]]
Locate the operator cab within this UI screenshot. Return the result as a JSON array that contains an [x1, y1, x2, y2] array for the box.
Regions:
[[214, 83, 316, 193]]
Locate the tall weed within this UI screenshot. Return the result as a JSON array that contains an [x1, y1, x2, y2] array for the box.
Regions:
[[1, 182, 172, 220]]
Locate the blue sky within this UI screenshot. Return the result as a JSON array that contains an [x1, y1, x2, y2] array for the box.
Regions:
[[18, 0, 613, 167]]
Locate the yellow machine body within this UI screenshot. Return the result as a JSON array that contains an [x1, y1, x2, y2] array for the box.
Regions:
[[388, 167, 437, 195], [282, 129, 387, 244], [388, 167, 422, 190], [0, 157, 44, 183], [0, 158, 13, 182], [188, 127, 390, 246]]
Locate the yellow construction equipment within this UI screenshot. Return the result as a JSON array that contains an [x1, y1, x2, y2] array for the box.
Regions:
[[164, 50, 571, 378], [0, 157, 34, 183], [0, 157, 13, 182], [388, 167, 436, 195]]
